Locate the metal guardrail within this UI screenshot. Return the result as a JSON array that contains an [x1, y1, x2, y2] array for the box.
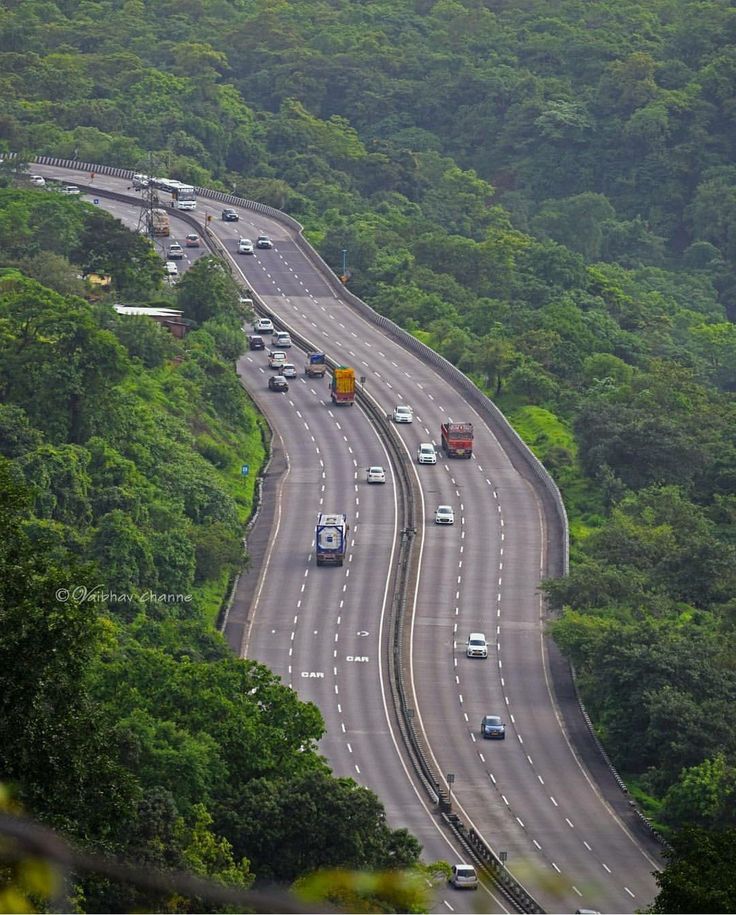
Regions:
[[568, 665, 673, 852]]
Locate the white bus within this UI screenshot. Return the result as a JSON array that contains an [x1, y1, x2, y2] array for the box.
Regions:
[[150, 177, 197, 210], [171, 183, 196, 210]]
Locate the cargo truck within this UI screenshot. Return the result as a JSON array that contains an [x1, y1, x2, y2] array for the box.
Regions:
[[147, 207, 170, 237], [305, 352, 327, 378], [441, 421, 474, 458], [315, 513, 349, 566], [331, 366, 356, 405]]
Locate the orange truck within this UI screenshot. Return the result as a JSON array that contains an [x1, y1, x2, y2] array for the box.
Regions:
[[331, 366, 356, 405], [441, 421, 474, 457]]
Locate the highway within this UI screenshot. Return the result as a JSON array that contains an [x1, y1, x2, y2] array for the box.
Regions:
[[32, 165, 662, 913]]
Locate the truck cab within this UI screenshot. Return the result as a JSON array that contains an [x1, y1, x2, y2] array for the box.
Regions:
[[441, 422, 474, 458]]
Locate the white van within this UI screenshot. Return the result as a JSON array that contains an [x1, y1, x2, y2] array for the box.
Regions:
[[417, 443, 437, 464]]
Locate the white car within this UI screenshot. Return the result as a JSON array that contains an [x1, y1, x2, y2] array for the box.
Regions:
[[466, 633, 488, 658], [280, 363, 297, 378], [238, 238, 254, 254], [393, 404, 413, 423], [164, 261, 178, 276], [272, 331, 292, 348], [255, 317, 274, 333], [268, 351, 287, 369], [61, 185, 80, 195], [435, 505, 454, 525], [417, 443, 437, 464], [366, 466, 386, 484], [29, 175, 46, 186], [449, 864, 478, 890], [168, 242, 184, 259]]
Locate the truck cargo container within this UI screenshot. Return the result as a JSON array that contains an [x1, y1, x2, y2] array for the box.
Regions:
[[315, 513, 349, 566], [331, 367, 356, 406], [305, 352, 327, 377], [147, 207, 170, 237]]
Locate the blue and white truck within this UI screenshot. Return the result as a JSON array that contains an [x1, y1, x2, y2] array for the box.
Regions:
[[315, 513, 349, 566]]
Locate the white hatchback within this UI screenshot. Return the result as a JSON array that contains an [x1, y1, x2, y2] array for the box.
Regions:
[[449, 864, 478, 890], [393, 404, 413, 423], [466, 633, 488, 658], [164, 261, 178, 275], [280, 363, 297, 378], [435, 505, 454, 525]]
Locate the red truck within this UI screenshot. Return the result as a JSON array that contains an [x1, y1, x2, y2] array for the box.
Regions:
[[441, 422, 474, 458]]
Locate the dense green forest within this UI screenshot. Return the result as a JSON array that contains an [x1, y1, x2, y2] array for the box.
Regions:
[[0, 191, 422, 911], [2, 0, 736, 906]]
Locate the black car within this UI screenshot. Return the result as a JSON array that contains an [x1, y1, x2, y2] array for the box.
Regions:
[[249, 335, 265, 350], [268, 375, 289, 392], [480, 715, 506, 739], [256, 234, 273, 249], [222, 208, 239, 222]]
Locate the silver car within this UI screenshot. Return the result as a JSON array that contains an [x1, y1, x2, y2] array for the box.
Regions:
[[393, 404, 413, 423], [449, 864, 478, 890]]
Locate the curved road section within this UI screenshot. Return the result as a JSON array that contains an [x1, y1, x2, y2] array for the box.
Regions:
[[31, 163, 661, 913]]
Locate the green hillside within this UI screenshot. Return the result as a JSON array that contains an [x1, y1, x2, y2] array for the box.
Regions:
[[2, 0, 736, 906]]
